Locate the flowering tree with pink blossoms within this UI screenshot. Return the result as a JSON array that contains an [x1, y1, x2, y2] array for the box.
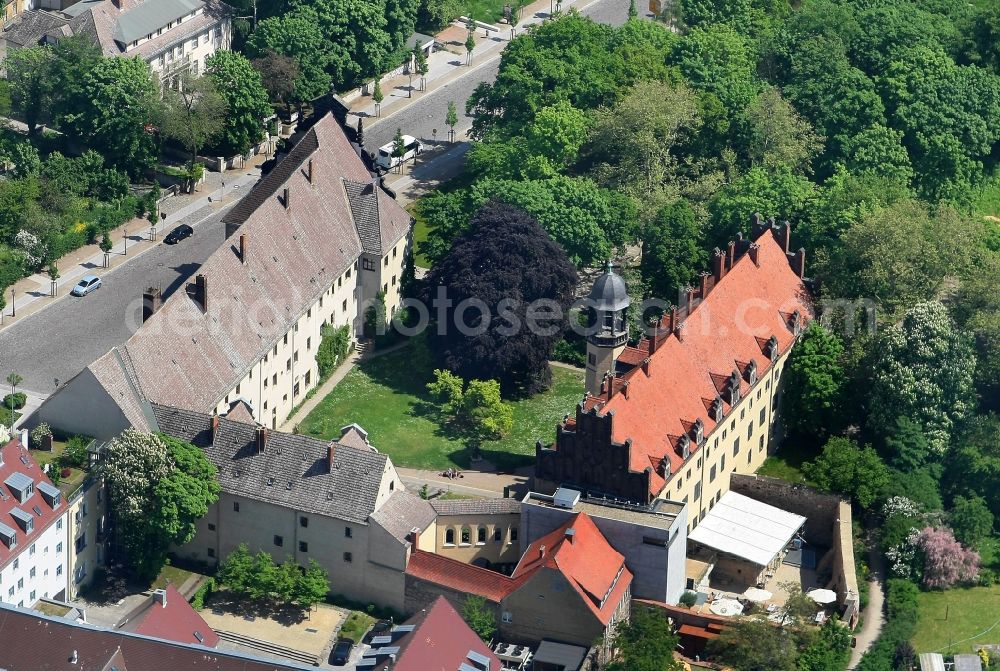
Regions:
[[916, 527, 980, 590]]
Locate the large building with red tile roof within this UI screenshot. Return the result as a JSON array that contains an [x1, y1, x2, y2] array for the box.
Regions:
[[366, 596, 501, 671], [34, 113, 413, 441], [117, 583, 220, 648], [404, 511, 632, 653], [0, 600, 312, 671], [536, 219, 812, 531], [0, 434, 70, 607]]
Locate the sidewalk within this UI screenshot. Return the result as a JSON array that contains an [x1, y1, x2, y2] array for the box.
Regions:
[[0, 157, 265, 333], [349, 0, 584, 125], [848, 542, 887, 669]]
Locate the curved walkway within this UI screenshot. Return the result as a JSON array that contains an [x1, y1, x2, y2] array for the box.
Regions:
[[848, 541, 887, 669]]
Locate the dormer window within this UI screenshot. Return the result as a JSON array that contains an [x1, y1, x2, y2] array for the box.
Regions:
[[728, 370, 741, 406], [0, 523, 16, 549], [710, 396, 724, 422], [745, 359, 758, 385], [765, 335, 779, 362], [38, 482, 61, 510], [659, 456, 671, 477], [676, 434, 691, 460], [10, 508, 33, 534], [690, 419, 704, 445], [5, 472, 34, 504], [788, 310, 802, 335]]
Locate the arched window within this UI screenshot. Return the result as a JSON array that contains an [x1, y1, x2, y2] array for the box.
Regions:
[[461, 526, 471, 544], [445, 528, 455, 545], [477, 527, 487, 543]]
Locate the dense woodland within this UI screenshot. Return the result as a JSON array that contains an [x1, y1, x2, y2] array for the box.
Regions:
[[413, 1, 1000, 669]]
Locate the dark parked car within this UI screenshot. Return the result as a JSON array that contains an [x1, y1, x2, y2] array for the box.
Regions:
[[363, 620, 392, 644], [164, 224, 194, 244], [329, 639, 354, 666]]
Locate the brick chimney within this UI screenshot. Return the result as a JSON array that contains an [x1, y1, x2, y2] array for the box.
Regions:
[[641, 357, 651, 377], [306, 159, 314, 183], [407, 528, 420, 548], [750, 212, 768, 239], [712, 248, 725, 283], [792, 247, 806, 278], [211, 415, 220, 444], [282, 186, 290, 209], [539, 544, 547, 560], [142, 287, 162, 322], [699, 271, 710, 299], [239, 234, 248, 265], [255, 426, 269, 455], [748, 242, 760, 267], [564, 528, 575, 544], [327, 442, 336, 472], [670, 306, 679, 335], [726, 240, 736, 270], [153, 589, 167, 607], [777, 221, 791, 253], [195, 274, 208, 312], [685, 286, 696, 312]]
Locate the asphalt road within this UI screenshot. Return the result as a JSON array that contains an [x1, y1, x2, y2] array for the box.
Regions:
[[1, 205, 230, 396], [3, 0, 643, 398], [364, 0, 640, 151]]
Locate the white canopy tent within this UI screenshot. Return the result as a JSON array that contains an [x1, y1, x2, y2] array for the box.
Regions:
[[688, 491, 807, 567]]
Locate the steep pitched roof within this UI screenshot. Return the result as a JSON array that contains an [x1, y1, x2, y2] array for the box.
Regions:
[[577, 229, 811, 497], [371, 597, 501, 671], [405, 551, 528, 603], [0, 602, 311, 671], [0, 439, 65, 570], [369, 491, 435, 545], [78, 114, 407, 418], [512, 512, 632, 625], [151, 404, 390, 524], [118, 584, 219, 648]]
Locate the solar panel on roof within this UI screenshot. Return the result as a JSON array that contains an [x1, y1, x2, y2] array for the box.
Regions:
[[467, 650, 492, 666], [370, 635, 392, 645], [355, 660, 376, 668], [391, 624, 415, 633]]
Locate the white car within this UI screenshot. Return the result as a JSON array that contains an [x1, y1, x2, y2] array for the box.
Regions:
[[376, 135, 422, 170], [71, 275, 102, 297]]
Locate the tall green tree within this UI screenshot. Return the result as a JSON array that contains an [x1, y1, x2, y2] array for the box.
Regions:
[[869, 301, 977, 455], [804, 437, 890, 509], [606, 607, 684, 671], [949, 494, 994, 547], [461, 595, 496, 642], [247, 13, 332, 105], [782, 323, 846, 438], [101, 430, 220, 579], [251, 50, 299, 111], [206, 51, 272, 157], [744, 86, 823, 172], [159, 72, 227, 167], [640, 200, 706, 302], [3, 46, 53, 134], [61, 57, 160, 176], [707, 618, 799, 671], [300, 0, 393, 87], [706, 166, 816, 247]]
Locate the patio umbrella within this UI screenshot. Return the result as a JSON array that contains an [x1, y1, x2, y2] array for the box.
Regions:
[[709, 598, 744, 617], [807, 588, 837, 604], [742, 587, 773, 603]]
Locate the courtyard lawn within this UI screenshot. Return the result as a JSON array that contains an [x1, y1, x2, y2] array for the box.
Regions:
[[298, 336, 584, 471], [152, 564, 196, 591], [338, 611, 375, 643], [912, 586, 1000, 654], [757, 438, 823, 486]]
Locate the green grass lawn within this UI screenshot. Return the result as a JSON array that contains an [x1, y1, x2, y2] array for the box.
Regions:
[[466, 0, 527, 24], [407, 203, 432, 269], [299, 336, 584, 471], [152, 564, 197, 591], [912, 586, 1000, 654], [975, 171, 1000, 217], [757, 439, 823, 486], [338, 611, 376, 643]]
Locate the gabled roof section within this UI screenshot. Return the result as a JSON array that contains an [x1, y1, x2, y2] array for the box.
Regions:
[[512, 512, 632, 625], [77, 114, 405, 418], [369, 490, 435, 545], [371, 597, 501, 671], [588, 228, 812, 497], [118, 584, 219, 648], [0, 602, 312, 671], [344, 179, 382, 254], [0, 439, 64, 568], [405, 550, 529, 603], [151, 404, 389, 524]]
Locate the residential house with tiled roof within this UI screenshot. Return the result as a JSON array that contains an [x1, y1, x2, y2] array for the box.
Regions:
[[366, 596, 502, 671], [0, 600, 314, 671], [149, 404, 435, 612], [5, 0, 232, 84], [536, 218, 812, 532], [117, 583, 219, 648], [405, 511, 632, 653], [0, 435, 69, 608], [33, 113, 413, 440]]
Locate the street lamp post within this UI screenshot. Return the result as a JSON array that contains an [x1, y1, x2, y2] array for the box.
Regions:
[[10, 289, 14, 318], [123, 229, 128, 256]]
